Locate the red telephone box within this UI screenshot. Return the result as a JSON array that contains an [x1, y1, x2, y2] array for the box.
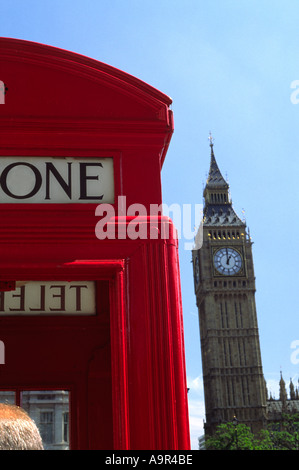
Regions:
[[0, 38, 190, 450]]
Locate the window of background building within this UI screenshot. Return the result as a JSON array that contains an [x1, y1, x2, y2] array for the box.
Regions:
[[40, 411, 54, 443]]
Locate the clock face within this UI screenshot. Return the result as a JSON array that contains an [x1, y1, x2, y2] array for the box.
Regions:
[[214, 247, 242, 276], [194, 257, 200, 284]]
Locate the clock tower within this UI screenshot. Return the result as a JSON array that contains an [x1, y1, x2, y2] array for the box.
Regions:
[[193, 137, 267, 436]]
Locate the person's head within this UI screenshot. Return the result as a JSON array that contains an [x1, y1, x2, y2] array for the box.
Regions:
[[0, 403, 43, 450]]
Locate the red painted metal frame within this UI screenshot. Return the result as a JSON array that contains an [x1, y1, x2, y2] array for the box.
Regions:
[[0, 38, 190, 450]]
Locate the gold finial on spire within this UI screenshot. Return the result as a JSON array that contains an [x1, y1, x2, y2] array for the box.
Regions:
[[208, 131, 214, 148]]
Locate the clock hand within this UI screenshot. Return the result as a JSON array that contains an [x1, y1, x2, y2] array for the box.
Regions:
[[226, 249, 231, 265]]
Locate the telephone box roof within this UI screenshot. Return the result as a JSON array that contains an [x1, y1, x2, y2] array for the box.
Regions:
[[0, 37, 173, 165]]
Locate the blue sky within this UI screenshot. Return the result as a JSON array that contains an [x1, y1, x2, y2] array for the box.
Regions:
[[1, 0, 299, 449]]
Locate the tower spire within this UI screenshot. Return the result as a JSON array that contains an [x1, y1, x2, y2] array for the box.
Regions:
[[279, 371, 287, 411], [208, 131, 214, 153], [205, 134, 228, 191], [203, 134, 244, 227]]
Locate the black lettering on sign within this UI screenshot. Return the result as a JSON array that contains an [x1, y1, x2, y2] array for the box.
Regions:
[[79, 163, 104, 200], [45, 162, 72, 200], [1, 163, 42, 199], [0, 157, 113, 203], [0, 282, 96, 315]]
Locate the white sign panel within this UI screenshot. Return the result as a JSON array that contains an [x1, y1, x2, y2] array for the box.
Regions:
[[0, 157, 114, 203], [0, 281, 96, 315]]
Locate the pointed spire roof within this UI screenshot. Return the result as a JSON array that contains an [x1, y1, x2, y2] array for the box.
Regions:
[[290, 378, 296, 400], [203, 133, 244, 228], [279, 371, 287, 406], [206, 134, 229, 190]]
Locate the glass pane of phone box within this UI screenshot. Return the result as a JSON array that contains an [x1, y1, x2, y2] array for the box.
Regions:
[[0, 390, 70, 450]]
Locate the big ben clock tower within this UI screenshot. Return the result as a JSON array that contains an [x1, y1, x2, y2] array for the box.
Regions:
[[193, 136, 267, 436]]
